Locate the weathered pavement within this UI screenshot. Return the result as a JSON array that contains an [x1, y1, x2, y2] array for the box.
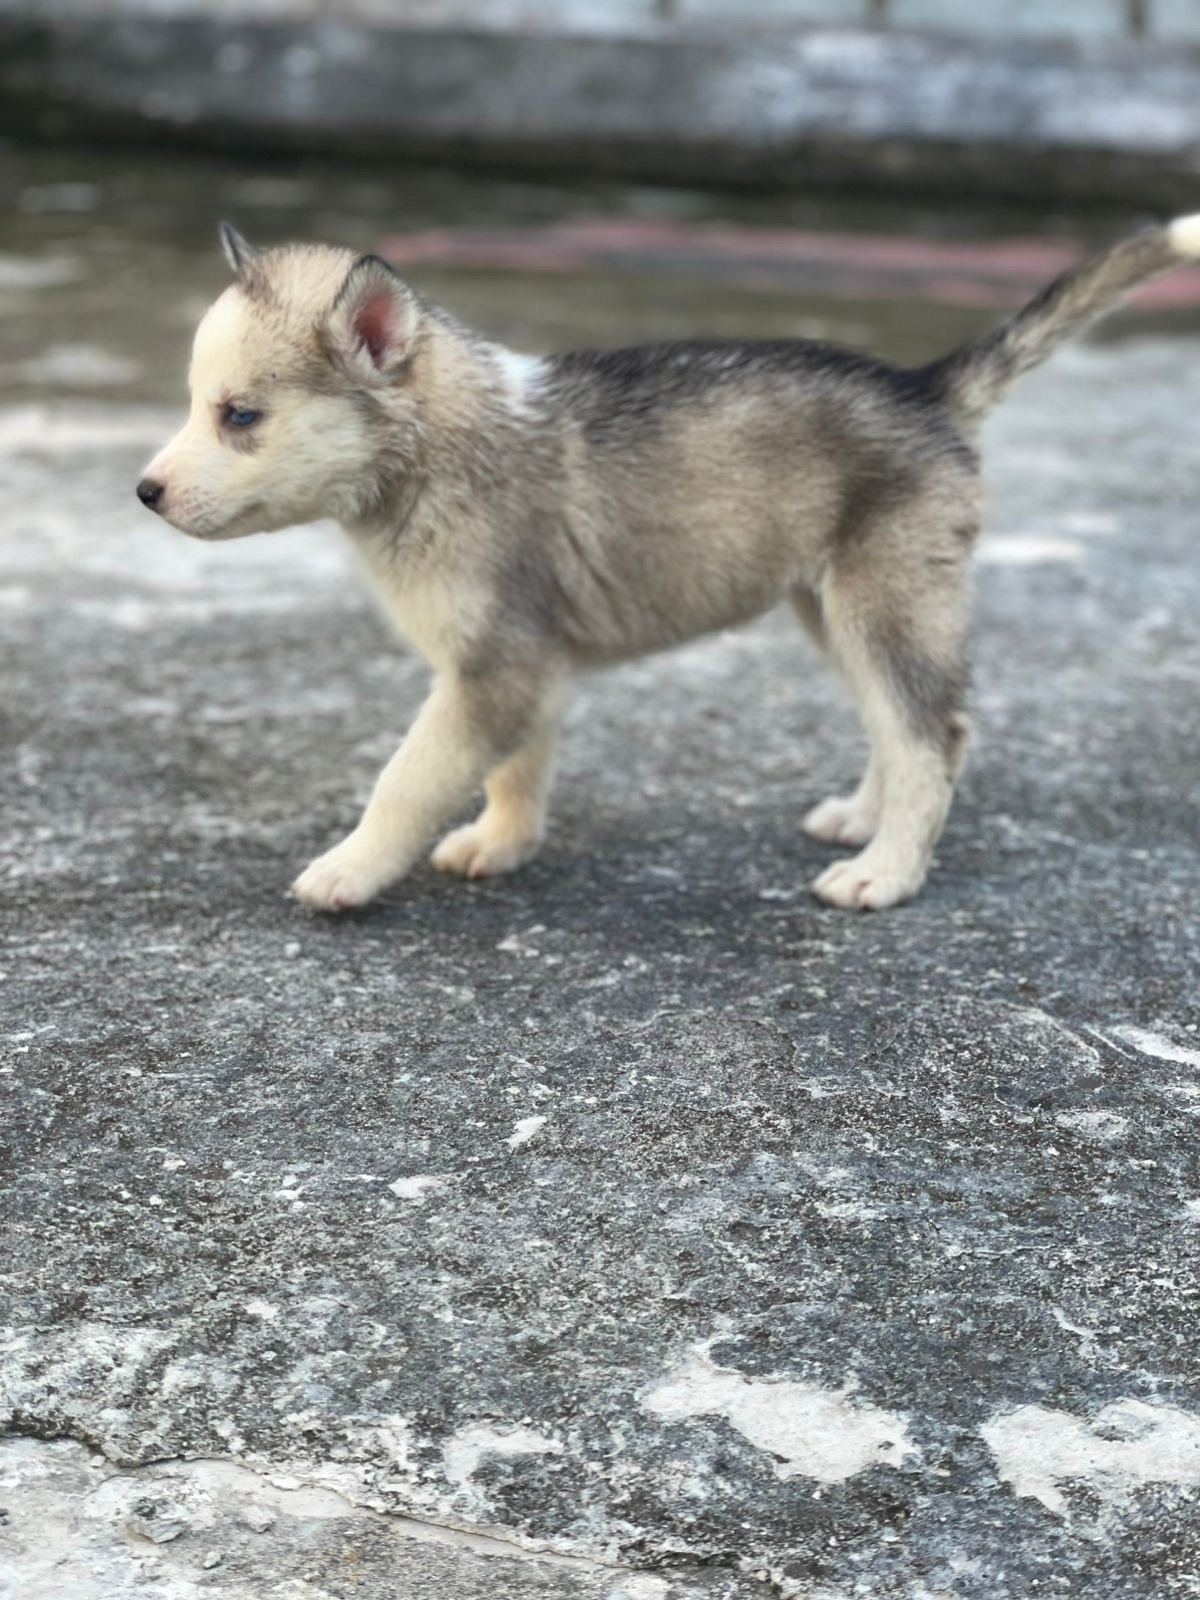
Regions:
[[2, 155, 1200, 1599]]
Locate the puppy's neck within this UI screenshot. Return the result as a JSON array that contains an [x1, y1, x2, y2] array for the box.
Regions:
[[344, 323, 547, 549]]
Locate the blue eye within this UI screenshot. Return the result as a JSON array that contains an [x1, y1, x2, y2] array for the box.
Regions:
[[226, 405, 260, 428]]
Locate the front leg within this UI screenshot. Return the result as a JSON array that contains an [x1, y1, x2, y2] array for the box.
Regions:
[[431, 713, 561, 880], [292, 668, 559, 912]]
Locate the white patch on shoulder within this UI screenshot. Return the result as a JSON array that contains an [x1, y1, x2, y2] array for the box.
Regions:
[[982, 1398, 1200, 1521], [642, 1343, 916, 1484], [490, 346, 545, 417]]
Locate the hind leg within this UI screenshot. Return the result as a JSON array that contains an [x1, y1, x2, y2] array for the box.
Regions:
[[792, 586, 884, 848], [809, 554, 970, 911]]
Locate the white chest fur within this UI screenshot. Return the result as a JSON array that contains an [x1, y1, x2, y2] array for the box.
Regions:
[[344, 526, 473, 674]]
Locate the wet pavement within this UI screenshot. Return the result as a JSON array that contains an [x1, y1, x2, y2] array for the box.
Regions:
[[2, 143, 1200, 1599]]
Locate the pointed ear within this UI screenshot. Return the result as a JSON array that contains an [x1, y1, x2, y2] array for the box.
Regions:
[[219, 222, 257, 277], [325, 256, 419, 381]]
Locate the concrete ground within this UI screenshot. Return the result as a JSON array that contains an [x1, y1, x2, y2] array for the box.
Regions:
[[2, 146, 1200, 1599]]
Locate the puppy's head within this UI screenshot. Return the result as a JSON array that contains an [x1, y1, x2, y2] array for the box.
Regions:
[[138, 224, 424, 539]]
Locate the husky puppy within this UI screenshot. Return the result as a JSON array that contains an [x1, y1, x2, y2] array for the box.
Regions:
[[138, 217, 1200, 911]]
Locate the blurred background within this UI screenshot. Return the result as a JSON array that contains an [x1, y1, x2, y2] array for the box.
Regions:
[[3, 0, 1200, 410]]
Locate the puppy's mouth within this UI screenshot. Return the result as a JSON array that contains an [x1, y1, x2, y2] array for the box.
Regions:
[[164, 500, 269, 541]]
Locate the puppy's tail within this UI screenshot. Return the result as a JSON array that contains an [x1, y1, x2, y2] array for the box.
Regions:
[[924, 215, 1200, 426]]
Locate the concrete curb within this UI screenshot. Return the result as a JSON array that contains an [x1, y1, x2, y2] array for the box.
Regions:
[[3, 6, 1200, 204]]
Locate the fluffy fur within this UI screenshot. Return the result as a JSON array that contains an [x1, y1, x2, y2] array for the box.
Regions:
[[139, 218, 1192, 911]]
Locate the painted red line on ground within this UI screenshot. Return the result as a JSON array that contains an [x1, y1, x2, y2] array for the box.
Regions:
[[379, 220, 1200, 309]]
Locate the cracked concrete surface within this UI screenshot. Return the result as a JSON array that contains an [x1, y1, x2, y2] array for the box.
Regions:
[[2, 146, 1200, 1597], [0, 1435, 676, 1600]]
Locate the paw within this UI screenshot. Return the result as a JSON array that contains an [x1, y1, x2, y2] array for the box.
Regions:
[[803, 795, 877, 847], [811, 848, 924, 911], [292, 836, 396, 912], [430, 821, 540, 880]]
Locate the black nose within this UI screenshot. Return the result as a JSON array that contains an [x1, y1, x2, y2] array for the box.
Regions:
[[136, 477, 164, 510]]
